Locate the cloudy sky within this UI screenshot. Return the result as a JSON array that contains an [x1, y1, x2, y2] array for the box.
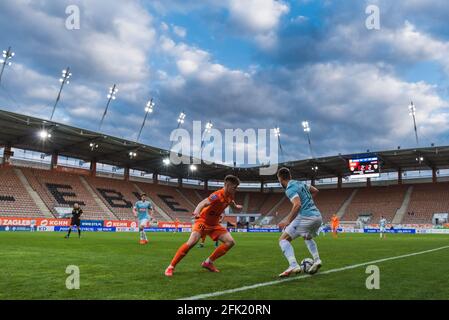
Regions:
[[1, 0, 449, 165]]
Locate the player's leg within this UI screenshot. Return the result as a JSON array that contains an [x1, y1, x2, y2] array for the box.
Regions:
[[304, 218, 322, 274], [278, 221, 302, 277], [65, 225, 72, 238], [138, 219, 148, 244], [198, 233, 207, 248], [202, 230, 235, 272], [165, 231, 202, 276], [77, 223, 81, 238]]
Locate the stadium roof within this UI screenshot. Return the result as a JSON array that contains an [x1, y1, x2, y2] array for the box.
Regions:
[[1, 108, 449, 182]]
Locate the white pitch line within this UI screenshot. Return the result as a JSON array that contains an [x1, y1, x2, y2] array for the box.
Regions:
[[179, 245, 449, 300]]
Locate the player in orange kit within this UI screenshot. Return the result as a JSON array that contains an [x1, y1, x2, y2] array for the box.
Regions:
[[165, 175, 242, 276], [331, 214, 340, 238]]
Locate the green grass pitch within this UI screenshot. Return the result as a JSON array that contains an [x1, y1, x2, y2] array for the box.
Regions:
[[1, 231, 448, 300]]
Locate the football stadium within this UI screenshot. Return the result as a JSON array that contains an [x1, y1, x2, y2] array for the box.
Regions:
[[1, 0, 449, 306]]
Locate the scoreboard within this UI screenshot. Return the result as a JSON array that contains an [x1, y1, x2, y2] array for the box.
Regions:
[[348, 156, 380, 178]]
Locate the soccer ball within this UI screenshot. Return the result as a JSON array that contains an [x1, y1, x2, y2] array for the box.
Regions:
[[300, 258, 314, 273]]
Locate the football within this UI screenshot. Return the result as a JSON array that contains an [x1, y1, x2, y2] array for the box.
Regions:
[[300, 258, 314, 274]]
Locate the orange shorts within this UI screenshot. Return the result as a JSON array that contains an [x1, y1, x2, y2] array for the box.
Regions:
[[193, 220, 228, 241]]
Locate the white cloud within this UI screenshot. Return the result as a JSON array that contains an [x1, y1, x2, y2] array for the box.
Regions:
[[172, 24, 187, 38], [226, 0, 289, 48]]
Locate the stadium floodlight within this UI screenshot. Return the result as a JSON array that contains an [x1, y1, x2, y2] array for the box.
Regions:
[[99, 84, 118, 130], [0, 46, 15, 85], [129, 151, 137, 159], [137, 98, 155, 142], [38, 129, 52, 140], [409, 101, 419, 146], [177, 111, 186, 125], [50, 67, 72, 121], [190, 164, 197, 172], [205, 121, 213, 133], [302, 121, 313, 158], [274, 127, 281, 137], [302, 121, 311, 133], [89, 142, 98, 151], [200, 121, 214, 152], [163, 158, 170, 166], [312, 165, 319, 171], [169, 111, 187, 152]]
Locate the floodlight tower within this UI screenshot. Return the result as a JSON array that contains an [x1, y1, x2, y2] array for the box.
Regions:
[[409, 101, 419, 146], [99, 84, 118, 130], [0, 47, 15, 85], [302, 121, 313, 158], [137, 98, 155, 142], [201, 120, 213, 150], [274, 126, 283, 159], [50, 67, 72, 120]]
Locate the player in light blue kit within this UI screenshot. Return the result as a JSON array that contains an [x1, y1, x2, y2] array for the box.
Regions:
[[379, 216, 387, 239], [277, 167, 323, 277], [133, 193, 154, 245]]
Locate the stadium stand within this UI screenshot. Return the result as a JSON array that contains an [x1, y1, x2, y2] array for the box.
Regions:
[[0, 166, 44, 217], [1, 164, 449, 225], [135, 182, 194, 222], [21, 168, 112, 220], [342, 185, 408, 222], [85, 176, 140, 220], [314, 188, 355, 222], [403, 182, 449, 224]]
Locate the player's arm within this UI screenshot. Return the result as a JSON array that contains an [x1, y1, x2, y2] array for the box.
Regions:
[[285, 196, 301, 226], [132, 204, 137, 217], [193, 198, 212, 218], [309, 185, 319, 197], [229, 200, 243, 211]]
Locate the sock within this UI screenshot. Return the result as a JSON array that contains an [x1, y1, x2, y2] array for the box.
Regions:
[[305, 239, 320, 261], [279, 239, 298, 268], [67, 228, 72, 237], [208, 243, 231, 262], [78, 228, 81, 237], [140, 230, 144, 240], [143, 231, 147, 240], [170, 243, 191, 267]]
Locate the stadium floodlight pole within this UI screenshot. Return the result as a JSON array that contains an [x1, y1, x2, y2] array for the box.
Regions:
[[201, 120, 213, 150], [274, 126, 283, 159], [0, 47, 15, 85], [99, 84, 118, 130], [409, 101, 419, 146], [50, 67, 72, 121], [302, 121, 313, 158], [136, 98, 155, 142]]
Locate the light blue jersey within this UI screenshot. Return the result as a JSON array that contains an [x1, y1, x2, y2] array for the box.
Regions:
[[379, 218, 387, 228], [285, 180, 321, 218], [134, 200, 152, 221]]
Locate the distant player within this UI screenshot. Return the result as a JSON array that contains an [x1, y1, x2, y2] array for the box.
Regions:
[[30, 219, 36, 232], [133, 193, 154, 245], [65, 203, 82, 239], [174, 218, 180, 233], [379, 216, 387, 239], [331, 214, 340, 238], [165, 175, 242, 276], [277, 168, 323, 277]]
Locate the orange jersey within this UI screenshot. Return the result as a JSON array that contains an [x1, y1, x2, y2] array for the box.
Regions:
[[199, 188, 233, 226], [331, 216, 340, 226]]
